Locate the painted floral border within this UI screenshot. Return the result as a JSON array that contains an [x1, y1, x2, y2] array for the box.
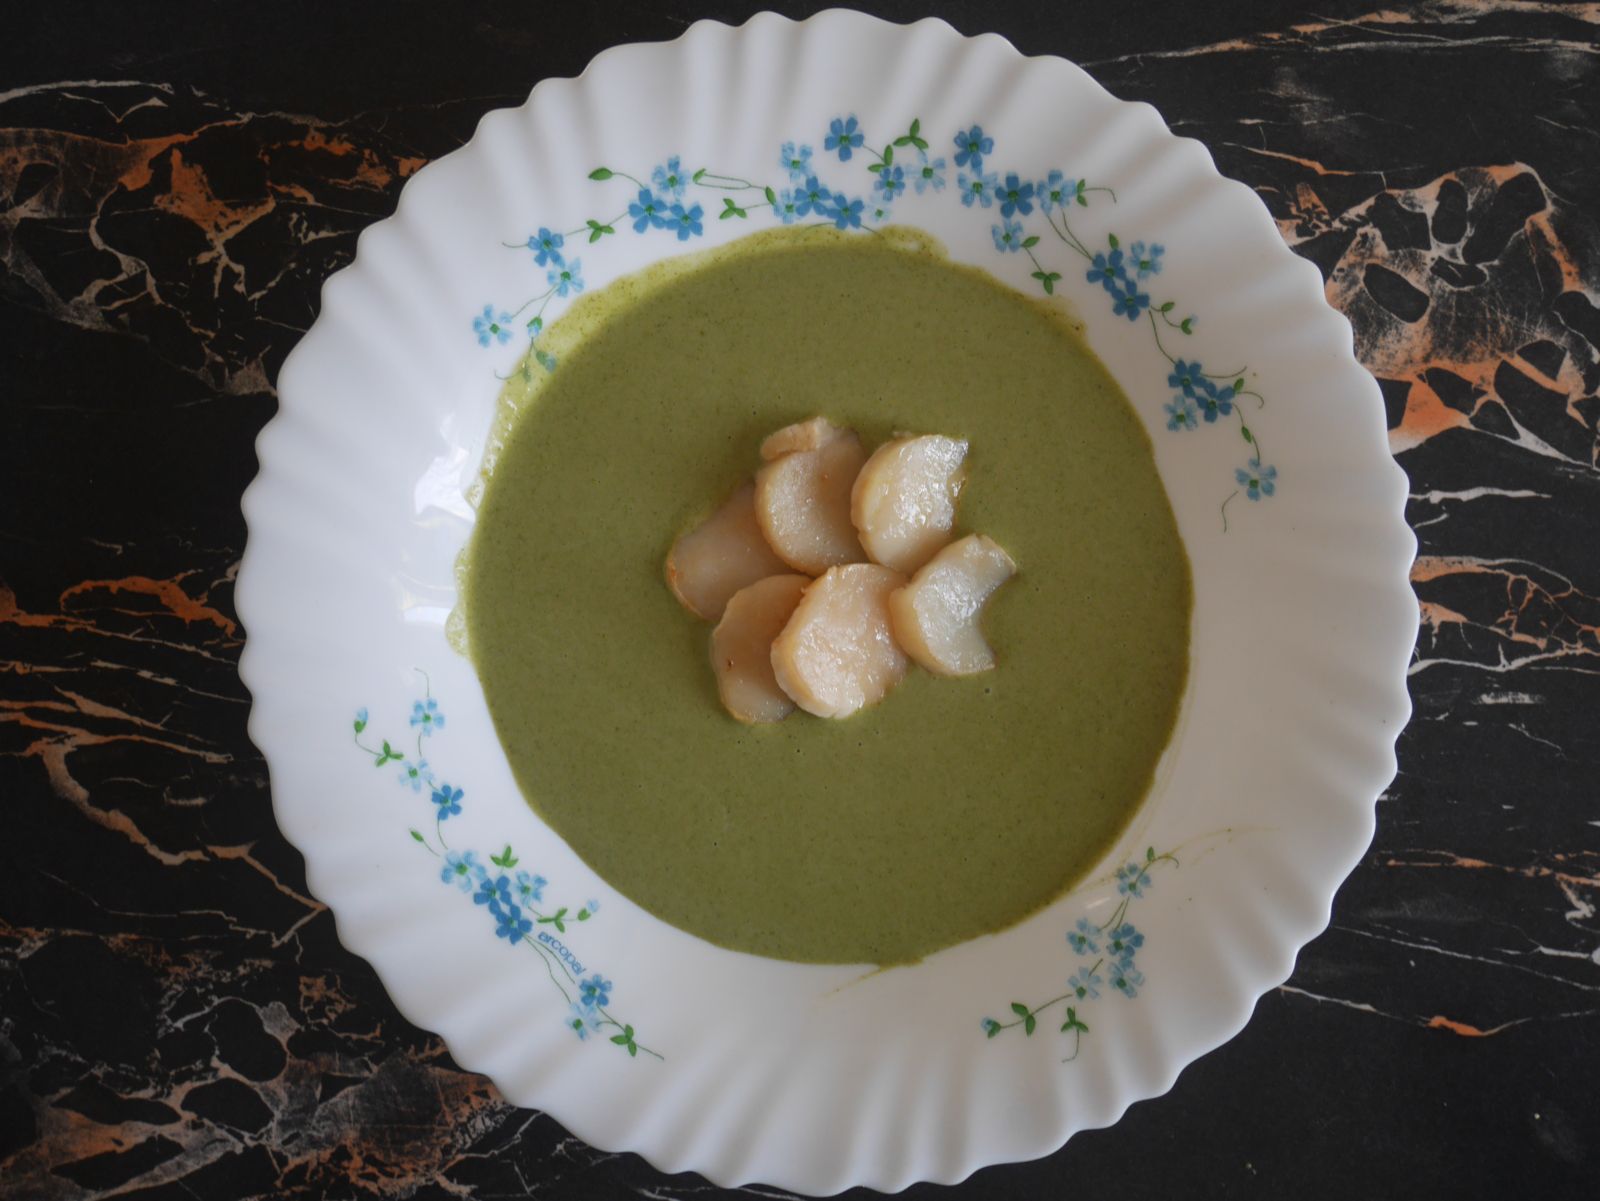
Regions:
[[475, 115, 1278, 524], [350, 671, 659, 1060]]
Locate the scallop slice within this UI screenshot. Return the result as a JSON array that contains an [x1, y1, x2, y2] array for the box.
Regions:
[[665, 480, 794, 621], [760, 416, 846, 461], [851, 434, 969, 573], [710, 575, 811, 723], [771, 563, 908, 719], [754, 429, 869, 575], [889, 534, 1017, 677]]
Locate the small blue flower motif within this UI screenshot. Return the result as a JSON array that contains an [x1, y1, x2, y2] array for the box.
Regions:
[[1115, 862, 1150, 897], [579, 974, 613, 1011], [1068, 967, 1103, 1000], [534, 348, 557, 373], [1067, 917, 1100, 955], [1087, 248, 1126, 293], [827, 193, 865, 230], [398, 759, 433, 792], [494, 903, 533, 945], [875, 164, 906, 202], [567, 1001, 601, 1041], [1197, 377, 1236, 423], [958, 169, 997, 209], [670, 202, 704, 241], [547, 259, 585, 298], [1167, 359, 1205, 398], [992, 220, 1025, 253], [353, 706, 368, 732], [1238, 460, 1279, 501], [440, 850, 484, 892], [628, 188, 667, 232], [824, 115, 865, 161], [652, 155, 686, 199], [980, 1017, 1002, 1037], [1106, 922, 1145, 961], [410, 697, 443, 735], [526, 227, 565, 267], [1165, 397, 1199, 431], [1129, 240, 1165, 279], [1111, 959, 1145, 998], [953, 124, 993, 171], [585, 898, 601, 915], [774, 189, 806, 224], [473, 305, 513, 347], [514, 870, 547, 906], [913, 151, 947, 194], [474, 873, 514, 914], [1112, 279, 1151, 321], [430, 783, 463, 820], [798, 175, 829, 213], [1036, 170, 1076, 212], [779, 141, 813, 180], [996, 173, 1035, 218]]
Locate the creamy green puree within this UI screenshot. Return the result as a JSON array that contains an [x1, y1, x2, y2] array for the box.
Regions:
[[463, 226, 1190, 965]]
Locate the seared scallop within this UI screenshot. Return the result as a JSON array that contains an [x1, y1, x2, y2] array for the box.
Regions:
[[711, 575, 811, 723], [760, 416, 846, 461], [889, 534, 1016, 676], [771, 563, 908, 718], [755, 429, 869, 574], [665, 480, 794, 621], [850, 434, 968, 573]]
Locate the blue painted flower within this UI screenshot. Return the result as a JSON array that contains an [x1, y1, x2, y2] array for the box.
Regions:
[[398, 759, 433, 792], [1165, 397, 1199, 431], [953, 124, 993, 171], [1129, 240, 1165, 279], [514, 870, 547, 906], [825, 193, 865, 230], [798, 175, 829, 214], [1110, 959, 1145, 998], [474, 872, 514, 913], [958, 169, 997, 209], [913, 151, 947, 194], [1036, 170, 1077, 212], [669, 202, 704, 241], [579, 973, 613, 1011], [1197, 377, 1236, 423], [526, 227, 565, 267], [824, 115, 864, 161], [1068, 967, 1102, 1000], [430, 783, 463, 820], [1237, 460, 1278, 501], [992, 219, 1025, 253], [875, 163, 906, 202], [534, 349, 557, 373], [494, 903, 532, 944], [440, 850, 484, 892], [1115, 862, 1151, 897], [473, 305, 513, 347], [774, 189, 806, 223], [779, 141, 813, 180], [996, 173, 1035, 218], [1067, 917, 1100, 955], [1106, 922, 1145, 961], [652, 155, 686, 198], [353, 706, 368, 732], [547, 259, 584, 298], [1112, 279, 1151, 321], [1167, 359, 1205, 398], [1087, 248, 1126, 293], [628, 188, 667, 232], [567, 1001, 602, 1041], [585, 898, 601, 915], [410, 697, 443, 735]]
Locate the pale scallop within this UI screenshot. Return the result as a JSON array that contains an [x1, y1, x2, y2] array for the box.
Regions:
[[665, 480, 794, 621], [850, 434, 969, 573], [710, 574, 811, 723], [759, 416, 846, 461], [771, 563, 908, 719], [754, 430, 869, 574], [889, 534, 1017, 676]]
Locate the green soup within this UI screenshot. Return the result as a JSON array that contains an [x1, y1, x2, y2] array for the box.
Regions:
[[464, 226, 1190, 965]]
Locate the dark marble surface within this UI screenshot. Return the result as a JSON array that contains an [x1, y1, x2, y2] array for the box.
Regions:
[[3, 2, 1598, 1197]]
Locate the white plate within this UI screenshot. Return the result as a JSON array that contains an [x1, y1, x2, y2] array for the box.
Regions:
[[238, 10, 1416, 1193]]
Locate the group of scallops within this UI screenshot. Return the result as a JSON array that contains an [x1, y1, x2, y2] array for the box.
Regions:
[[665, 417, 1018, 723]]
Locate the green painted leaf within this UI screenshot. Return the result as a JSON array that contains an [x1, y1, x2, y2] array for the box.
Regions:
[[353, 718, 366, 733], [1108, 233, 1119, 249], [984, 1021, 1000, 1039], [1022, 235, 1040, 248], [765, 185, 777, 204], [588, 167, 613, 181], [1159, 301, 1175, 313], [692, 167, 707, 182], [577, 908, 591, 921], [1010, 1002, 1029, 1017], [1180, 317, 1194, 334], [1023, 1014, 1037, 1036], [627, 1041, 638, 1057], [1241, 426, 1254, 443], [1233, 377, 1245, 393], [910, 117, 921, 137], [491, 844, 519, 867], [410, 829, 425, 843], [1076, 193, 1088, 207], [867, 162, 883, 174], [611, 1032, 629, 1045], [883, 144, 893, 166], [893, 135, 911, 147], [1147, 846, 1156, 861]]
